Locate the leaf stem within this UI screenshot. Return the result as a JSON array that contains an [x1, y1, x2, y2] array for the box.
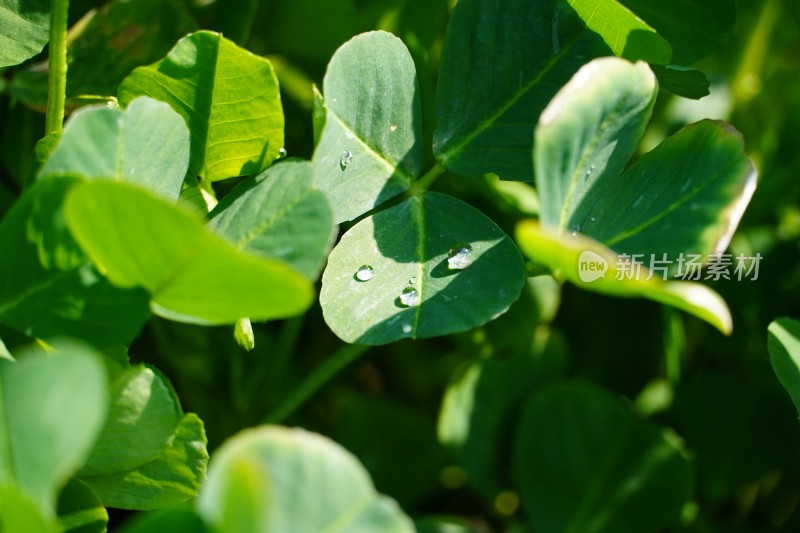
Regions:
[[263, 343, 370, 424], [410, 163, 445, 195], [45, 0, 70, 136]]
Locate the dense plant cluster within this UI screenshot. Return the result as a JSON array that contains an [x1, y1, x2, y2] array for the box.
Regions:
[[1, 0, 800, 531]]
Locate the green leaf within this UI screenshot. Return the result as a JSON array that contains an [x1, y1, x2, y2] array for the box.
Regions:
[[0, 343, 108, 511], [312, 31, 422, 223], [513, 382, 692, 533], [768, 318, 800, 416], [118, 509, 209, 533], [38, 97, 191, 201], [119, 30, 284, 182], [651, 65, 710, 99], [0, 0, 49, 68], [0, 485, 55, 533], [0, 177, 151, 348], [80, 413, 208, 510], [619, 0, 736, 65], [415, 518, 481, 533], [196, 426, 415, 533], [433, 0, 610, 181], [515, 221, 733, 334], [438, 330, 566, 499], [0, 335, 12, 361], [566, 0, 671, 64], [536, 57, 658, 230], [56, 479, 108, 533], [209, 159, 336, 280], [79, 365, 181, 476], [64, 180, 314, 325], [320, 192, 525, 345], [575, 120, 757, 261]]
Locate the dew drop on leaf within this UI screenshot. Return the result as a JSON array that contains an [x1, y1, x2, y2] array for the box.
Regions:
[[340, 150, 353, 169], [402, 323, 412, 334], [278, 147, 287, 159], [409, 276, 417, 284], [447, 243, 474, 270], [390, 124, 398, 132], [355, 265, 374, 281], [399, 287, 419, 307]]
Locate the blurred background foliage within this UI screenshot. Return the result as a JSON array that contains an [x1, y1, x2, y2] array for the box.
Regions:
[[2, 0, 800, 530]]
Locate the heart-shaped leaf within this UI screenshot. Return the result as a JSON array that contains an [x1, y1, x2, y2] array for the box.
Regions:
[[320, 192, 525, 345], [209, 159, 336, 280], [515, 220, 732, 334], [0, 177, 150, 348], [64, 180, 313, 325], [119, 31, 284, 182], [566, 0, 672, 64], [38, 97, 191, 201], [196, 426, 415, 533], [433, 0, 610, 181], [0, 0, 49, 68], [513, 382, 692, 533], [312, 31, 422, 223]]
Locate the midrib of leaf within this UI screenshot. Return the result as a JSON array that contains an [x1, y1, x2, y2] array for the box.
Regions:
[[411, 196, 426, 336], [564, 421, 631, 533], [437, 30, 585, 165], [319, 496, 373, 533], [602, 158, 741, 247], [325, 110, 415, 189], [556, 95, 631, 230], [0, 268, 74, 320], [230, 188, 313, 251]]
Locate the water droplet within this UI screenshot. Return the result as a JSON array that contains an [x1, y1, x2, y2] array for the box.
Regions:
[[278, 147, 287, 159], [340, 150, 353, 169], [355, 265, 374, 281], [447, 243, 474, 270], [399, 287, 419, 307], [390, 124, 398, 132], [570, 231, 578, 237], [589, 216, 596, 222], [409, 276, 417, 284], [586, 167, 593, 176], [402, 323, 412, 334]]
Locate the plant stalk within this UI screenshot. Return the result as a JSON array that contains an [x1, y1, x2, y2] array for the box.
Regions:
[[410, 163, 445, 195], [263, 343, 370, 424], [45, 0, 70, 136]]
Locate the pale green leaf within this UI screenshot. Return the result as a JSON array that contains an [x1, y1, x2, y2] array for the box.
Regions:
[[515, 220, 732, 334], [64, 180, 314, 325], [433, 0, 610, 180], [38, 97, 191, 201], [118, 30, 284, 182], [312, 31, 422, 223], [0, 342, 108, 511], [0, 485, 55, 533], [209, 159, 336, 280], [197, 426, 415, 533], [0, 0, 49, 68], [513, 383, 692, 533], [320, 192, 525, 345]]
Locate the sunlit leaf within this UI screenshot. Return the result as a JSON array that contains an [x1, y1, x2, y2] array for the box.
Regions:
[[0, 0, 49, 68], [321, 192, 525, 345], [312, 31, 422, 223], [119, 31, 284, 181]]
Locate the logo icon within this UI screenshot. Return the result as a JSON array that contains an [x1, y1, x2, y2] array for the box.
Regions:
[[578, 250, 608, 282]]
